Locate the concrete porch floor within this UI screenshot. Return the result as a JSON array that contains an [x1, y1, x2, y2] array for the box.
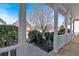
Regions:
[[58, 35, 79, 56]]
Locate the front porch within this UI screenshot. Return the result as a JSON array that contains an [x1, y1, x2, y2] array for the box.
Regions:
[[0, 3, 79, 56]]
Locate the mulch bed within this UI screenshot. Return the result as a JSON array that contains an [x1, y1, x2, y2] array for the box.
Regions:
[[33, 40, 53, 53]]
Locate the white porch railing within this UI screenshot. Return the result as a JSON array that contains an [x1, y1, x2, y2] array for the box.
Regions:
[[57, 33, 73, 49], [57, 34, 67, 49], [0, 44, 19, 56], [67, 33, 72, 42], [0, 33, 74, 56], [74, 32, 79, 36]]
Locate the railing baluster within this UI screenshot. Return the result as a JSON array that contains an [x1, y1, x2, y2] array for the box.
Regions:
[[8, 50, 10, 56]]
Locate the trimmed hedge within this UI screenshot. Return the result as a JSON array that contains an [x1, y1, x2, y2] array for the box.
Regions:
[[0, 25, 18, 48]]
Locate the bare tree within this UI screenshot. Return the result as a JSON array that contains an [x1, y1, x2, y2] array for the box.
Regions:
[[28, 4, 54, 39]]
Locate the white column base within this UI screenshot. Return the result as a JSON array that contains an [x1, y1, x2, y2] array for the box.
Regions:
[[17, 43, 27, 56]]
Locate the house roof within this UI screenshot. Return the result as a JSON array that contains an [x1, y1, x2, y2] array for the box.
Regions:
[[0, 18, 6, 25], [13, 20, 31, 27]]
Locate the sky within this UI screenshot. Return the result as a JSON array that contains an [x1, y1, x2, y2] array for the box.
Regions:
[[0, 3, 64, 26], [0, 3, 18, 24], [26, 3, 33, 13], [26, 3, 65, 27]]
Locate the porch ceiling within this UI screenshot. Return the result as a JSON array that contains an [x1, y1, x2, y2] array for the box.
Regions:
[[47, 3, 79, 20], [62, 3, 79, 20]]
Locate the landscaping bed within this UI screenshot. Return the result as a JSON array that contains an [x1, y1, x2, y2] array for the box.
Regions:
[[28, 28, 70, 53], [28, 29, 53, 53]]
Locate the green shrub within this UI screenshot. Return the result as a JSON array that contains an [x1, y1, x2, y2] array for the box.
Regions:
[[28, 29, 42, 43], [58, 28, 70, 35], [58, 28, 65, 35], [28, 30, 54, 52], [0, 25, 18, 48], [36, 31, 42, 43], [28, 30, 54, 43], [28, 30, 37, 43], [45, 32, 51, 40], [45, 32, 53, 43], [50, 32, 54, 42]]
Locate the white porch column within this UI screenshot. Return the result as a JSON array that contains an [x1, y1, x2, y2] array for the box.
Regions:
[[73, 21, 75, 33], [64, 13, 68, 35], [73, 20, 75, 38], [70, 17, 73, 40], [17, 3, 27, 56], [70, 17, 72, 33], [64, 12, 69, 43], [53, 9, 58, 53]]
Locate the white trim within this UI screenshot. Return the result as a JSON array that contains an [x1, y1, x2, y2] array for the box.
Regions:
[[0, 44, 19, 54]]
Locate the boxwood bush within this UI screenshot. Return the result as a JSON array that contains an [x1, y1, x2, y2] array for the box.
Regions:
[[28, 29, 42, 43], [58, 28, 70, 35], [58, 28, 65, 35], [45, 32, 54, 43], [0, 25, 18, 48], [28, 29, 53, 52]]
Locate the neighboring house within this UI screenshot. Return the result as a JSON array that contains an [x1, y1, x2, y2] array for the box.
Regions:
[[13, 20, 31, 27], [13, 20, 32, 39], [45, 25, 54, 32], [13, 20, 32, 31], [0, 18, 6, 25], [13, 21, 19, 27]]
